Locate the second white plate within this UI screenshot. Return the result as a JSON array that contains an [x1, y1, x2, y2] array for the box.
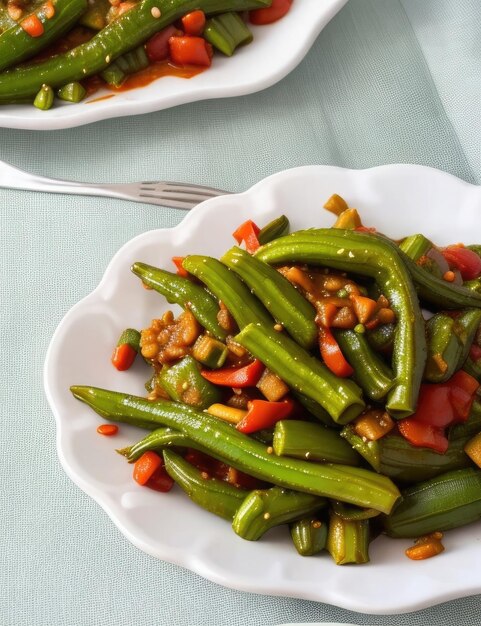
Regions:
[[0, 0, 348, 130]]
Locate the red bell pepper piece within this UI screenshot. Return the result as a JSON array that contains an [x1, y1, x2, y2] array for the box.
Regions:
[[319, 326, 354, 378], [133, 451, 163, 485], [249, 0, 292, 25], [398, 370, 479, 452], [172, 256, 189, 278], [232, 220, 261, 254], [441, 245, 481, 280], [397, 419, 449, 454], [181, 10, 206, 36], [201, 359, 264, 387], [111, 343, 137, 371], [236, 398, 295, 434], [169, 36, 212, 67]]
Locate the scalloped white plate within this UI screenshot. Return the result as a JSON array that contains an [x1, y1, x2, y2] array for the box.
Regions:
[[44, 165, 481, 614], [0, 0, 348, 130]]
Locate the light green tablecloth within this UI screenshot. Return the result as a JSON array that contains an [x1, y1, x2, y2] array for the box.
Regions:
[[1, 1, 480, 624]]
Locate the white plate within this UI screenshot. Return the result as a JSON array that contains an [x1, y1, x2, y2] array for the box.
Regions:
[[0, 0, 347, 130], [44, 165, 481, 614]]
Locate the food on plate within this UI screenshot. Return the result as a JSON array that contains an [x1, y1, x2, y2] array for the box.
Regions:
[[71, 197, 481, 564], [0, 0, 291, 108]]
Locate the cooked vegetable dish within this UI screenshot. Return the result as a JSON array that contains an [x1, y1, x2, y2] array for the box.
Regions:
[[0, 0, 290, 109], [71, 195, 481, 565]]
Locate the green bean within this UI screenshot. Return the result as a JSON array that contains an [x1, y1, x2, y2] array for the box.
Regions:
[[204, 11, 252, 57], [0, 0, 88, 73], [101, 46, 149, 87], [232, 486, 326, 541], [290, 517, 327, 556], [117, 427, 194, 462], [33, 84, 54, 110], [57, 82, 87, 103], [293, 392, 336, 427], [221, 246, 317, 349], [182, 255, 273, 329], [131, 262, 227, 341], [163, 449, 248, 520], [0, 0, 271, 103], [401, 250, 481, 309], [366, 323, 395, 354], [425, 310, 481, 382], [235, 322, 365, 425], [157, 355, 221, 410], [256, 229, 427, 418], [384, 467, 481, 538], [257, 215, 290, 245], [334, 329, 394, 401], [70, 386, 401, 513], [272, 420, 360, 465], [326, 513, 370, 565]]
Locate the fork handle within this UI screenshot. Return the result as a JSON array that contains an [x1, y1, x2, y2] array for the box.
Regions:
[[0, 160, 132, 201]]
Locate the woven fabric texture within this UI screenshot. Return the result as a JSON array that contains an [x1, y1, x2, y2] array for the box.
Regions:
[[1, 1, 480, 624]]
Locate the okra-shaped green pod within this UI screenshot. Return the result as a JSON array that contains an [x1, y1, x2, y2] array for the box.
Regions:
[[290, 517, 328, 556], [158, 355, 222, 410], [235, 322, 365, 424], [232, 486, 326, 541], [425, 310, 481, 382], [203, 11, 252, 56], [454, 310, 481, 367], [118, 427, 194, 462], [384, 467, 481, 538], [221, 246, 317, 349], [378, 434, 473, 484], [57, 82, 87, 103], [402, 252, 481, 309], [366, 323, 395, 354], [340, 424, 381, 471], [163, 449, 247, 520], [326, 513, 370, 565], [293, 392, 336, 427], [258, 215, 290, 245], [33, 84, 54, 110], [424, 313, 460, 382], [398, 234, 434, 262], [182, 255, 273, 330], [334, 329, 394, 401], [341, 423, 475, 484], [330, 500, 380, 521], [70, 386, 401, 513], [0, 0, 88, 73], [256, 229, 427, 418], [131, 262, 227, 340], [273, 420, 360, 465]]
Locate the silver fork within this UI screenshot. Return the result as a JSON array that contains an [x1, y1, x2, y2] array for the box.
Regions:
[[0, 158, 230, 210]]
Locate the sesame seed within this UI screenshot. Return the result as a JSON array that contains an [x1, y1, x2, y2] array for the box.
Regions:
[[273, 323, 283, 332], [263, 512, 271, 520], [151, 6, 160, 17], [266, 446, 273, 454]]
